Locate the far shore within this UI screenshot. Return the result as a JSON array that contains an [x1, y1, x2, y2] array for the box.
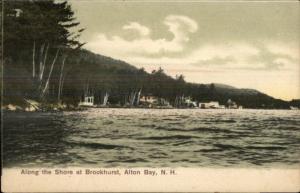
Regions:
[[2, 97, 299, 113], [2, 103, 296, 113]]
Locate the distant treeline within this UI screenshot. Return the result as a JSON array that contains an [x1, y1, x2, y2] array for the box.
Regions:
[[3, 0, 296, 109]]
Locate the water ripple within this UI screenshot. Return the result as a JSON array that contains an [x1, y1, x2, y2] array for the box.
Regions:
[[3, 109, 300, 168]]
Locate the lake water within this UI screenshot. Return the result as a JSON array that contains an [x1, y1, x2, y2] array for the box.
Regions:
[[3, 109, 300, 168]]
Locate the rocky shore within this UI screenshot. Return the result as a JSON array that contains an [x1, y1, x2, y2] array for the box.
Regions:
[[2, 99, 86, 112]]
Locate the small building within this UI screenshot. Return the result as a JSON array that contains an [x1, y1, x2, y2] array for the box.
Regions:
[[140, 95, 158, 104], [199, 101, 220, 109], [158, 98, 171, 106], [184, 97, 198, 108], [139, 95, 173, 108], [230, 104, 238, 109], [79, 96, 94, 107], [7, 9, 23, 17], [227, 99, 238, 109], [290, 106, 299, 110]]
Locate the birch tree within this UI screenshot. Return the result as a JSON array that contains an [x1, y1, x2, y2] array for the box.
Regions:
[[58, 55, 67, 102]]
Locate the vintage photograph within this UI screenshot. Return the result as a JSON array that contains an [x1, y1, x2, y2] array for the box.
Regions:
[[1, 0, 299, 191]]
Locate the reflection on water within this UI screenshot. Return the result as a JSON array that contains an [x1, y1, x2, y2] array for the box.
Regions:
[[3, 109, 300, 168]]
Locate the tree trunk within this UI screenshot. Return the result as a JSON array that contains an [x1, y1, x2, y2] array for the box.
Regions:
[[85, 81, 89, 96], [58, 55, 67, 102], [136, 88, 142, 106], [130, 91, 137, 106], [41, 48, 60, 97], [39, 43, 49, 81], [32, 41, 36, 78], [103, 92, 109, 106], [60, 74, 66, 100], [39, 43, 45, 75]]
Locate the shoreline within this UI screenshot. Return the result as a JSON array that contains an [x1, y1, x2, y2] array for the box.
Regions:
[[2, 105, 297, 112], [1, 99, 297, 112]]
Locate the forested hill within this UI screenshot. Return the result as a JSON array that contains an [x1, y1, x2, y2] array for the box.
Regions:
[[75, 49, 296, 109], [4, 46, 292, 109], [3, 0, 296, 109]]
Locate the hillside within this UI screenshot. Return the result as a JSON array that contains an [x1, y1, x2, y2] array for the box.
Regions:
[[4, 48, 294, 109]]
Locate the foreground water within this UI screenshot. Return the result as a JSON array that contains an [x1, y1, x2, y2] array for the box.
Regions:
[[3, 109, 300, 168]]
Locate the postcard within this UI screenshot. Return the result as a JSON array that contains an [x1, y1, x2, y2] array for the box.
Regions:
[[1, 0, 299, 192]]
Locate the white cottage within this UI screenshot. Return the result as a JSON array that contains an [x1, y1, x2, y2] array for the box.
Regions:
[[199, 101, 220, 109], [79, 96, 94, 107]]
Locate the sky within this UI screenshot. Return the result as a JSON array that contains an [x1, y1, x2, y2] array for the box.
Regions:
[[70, 0, 299, 100]]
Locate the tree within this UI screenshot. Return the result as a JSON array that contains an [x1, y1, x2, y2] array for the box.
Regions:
[[209, 83, 215, 99], [4, 0, 84, 102]]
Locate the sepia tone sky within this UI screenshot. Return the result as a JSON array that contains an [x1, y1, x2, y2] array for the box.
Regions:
[[70, 0, 299, 100]]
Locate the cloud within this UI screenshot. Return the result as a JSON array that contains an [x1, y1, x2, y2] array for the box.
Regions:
[[121, 42, 298, 71], [164, 15, 198, 42], [123, 22, 150, 37], [266, 42, 299, 60], [196, 56, 235, 66], [85, 15, 298, 72], [85, 14, 198, 56], [246, 44, 296, 70], [120, 43, 259, 66]]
